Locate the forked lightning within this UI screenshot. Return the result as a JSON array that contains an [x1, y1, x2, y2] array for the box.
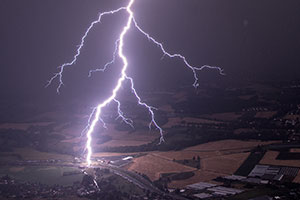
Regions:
[[47, 0, 224, 166]]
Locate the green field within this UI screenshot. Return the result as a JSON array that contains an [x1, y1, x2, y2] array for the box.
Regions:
[[0, 166, 83, 186]]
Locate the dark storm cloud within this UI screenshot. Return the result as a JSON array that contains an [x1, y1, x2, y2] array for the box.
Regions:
[[0, 0, 300, 104]]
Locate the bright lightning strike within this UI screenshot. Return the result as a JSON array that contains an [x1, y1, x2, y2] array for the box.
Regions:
[[47, 0, 224, 166]]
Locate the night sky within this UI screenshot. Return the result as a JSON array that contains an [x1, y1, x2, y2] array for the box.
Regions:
[[1, 0, 300, 107]]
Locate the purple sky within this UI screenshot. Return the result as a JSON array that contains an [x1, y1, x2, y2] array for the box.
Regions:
[[1, 0, 300, 105]]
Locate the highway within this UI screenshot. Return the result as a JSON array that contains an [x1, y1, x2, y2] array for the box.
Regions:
[[93, 162, 189, 200]]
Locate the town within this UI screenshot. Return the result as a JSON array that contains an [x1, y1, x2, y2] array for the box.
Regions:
[[0, 80, 300, 199]]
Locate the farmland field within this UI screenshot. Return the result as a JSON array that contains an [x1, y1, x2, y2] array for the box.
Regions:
[[184, 140, 277, 152], [98, 139, 152, 147], [127, 154, 194, 181], [126, 140, 269, 186], [168, 170, 224, 188], [152, 150, 218, 160], [201, 152, 250, 174], [260, 151, 300, 167], [0, 148, 73, 161], [0, 166, 83, 185]]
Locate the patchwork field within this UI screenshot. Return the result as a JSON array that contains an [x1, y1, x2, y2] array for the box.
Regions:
[[126, 140, 272, 187], [127, 154, 195, 181], [0, 109, 290, 189], [51, 120, 160, 152]]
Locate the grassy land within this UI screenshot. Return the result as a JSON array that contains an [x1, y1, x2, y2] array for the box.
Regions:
[[0, 147, 73, 162], [185, 140, 276, 152], [201, 152, 250, 175], [174, 159, 200, 169], [0, 166, 83, 186], [99, 171, 144, 196], [168, 170, 224, 188], [127, 154, 194, 181]]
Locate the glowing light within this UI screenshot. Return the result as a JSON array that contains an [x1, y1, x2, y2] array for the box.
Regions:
[[83, 0, 135, 166], [47, 0, 224, 166]]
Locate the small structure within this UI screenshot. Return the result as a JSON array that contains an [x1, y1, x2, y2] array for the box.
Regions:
[[224, 175, 246, 181], [248, 164, 299, 182], [207, 186, 243, 196], [193, 193, 213, 199], [186, 182, 216, 190]]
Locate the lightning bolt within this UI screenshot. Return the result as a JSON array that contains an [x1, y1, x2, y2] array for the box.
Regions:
[[47, 0, 224, 166]]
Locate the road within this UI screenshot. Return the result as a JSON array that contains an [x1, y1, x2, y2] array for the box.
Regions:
[[93, 162, 189, 200]]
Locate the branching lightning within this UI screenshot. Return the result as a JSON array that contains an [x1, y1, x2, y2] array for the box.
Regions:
[[47, 0, 224, 166], [46, 7, 126, 93]]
